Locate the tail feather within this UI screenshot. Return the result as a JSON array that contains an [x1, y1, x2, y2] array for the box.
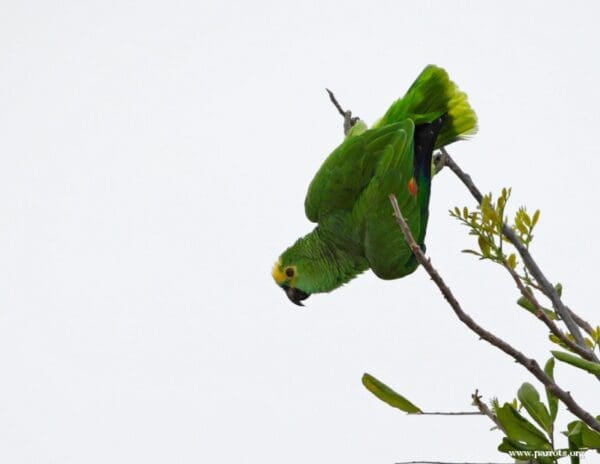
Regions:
[[373, 65, 477, 148], [412, 115, 446, 245]]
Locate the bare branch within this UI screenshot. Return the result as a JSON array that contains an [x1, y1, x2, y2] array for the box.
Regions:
[[437, 148, 483, 202], [388, 194, 600, 433], [395, 461, 512, 464], [418, 411, 482, 416], [325, 88, 360, 135]]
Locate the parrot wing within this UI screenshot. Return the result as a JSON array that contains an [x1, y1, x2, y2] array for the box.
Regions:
[[304, 122, 412, 223], [351, 120, 425, 279]]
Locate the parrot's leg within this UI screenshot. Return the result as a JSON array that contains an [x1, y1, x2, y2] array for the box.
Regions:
[[432, 147, 450, 176]]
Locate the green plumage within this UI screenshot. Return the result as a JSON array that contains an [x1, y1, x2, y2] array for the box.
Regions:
[[273, 65, 477, 305]]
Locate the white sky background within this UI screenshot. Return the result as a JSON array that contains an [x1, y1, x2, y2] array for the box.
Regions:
[[1, 1, 600, 462]]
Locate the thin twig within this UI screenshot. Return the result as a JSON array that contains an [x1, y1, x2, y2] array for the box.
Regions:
[[388, 194, 600, 434], [570, 310, 596, 337], [325, 88, 360, 135], [438, 147, 597, 363], [471, 390, 504, 432], [395, 461, 512, 464]]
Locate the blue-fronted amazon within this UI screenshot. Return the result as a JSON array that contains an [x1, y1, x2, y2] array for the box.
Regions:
[[272, 65, 477, 305]]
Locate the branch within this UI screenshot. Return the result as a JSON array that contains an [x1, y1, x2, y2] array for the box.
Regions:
[[570, 310, 596, 337], [436, 147, 598, 362], [388, 194, 600, 434], [395, 461, 511, 464], [471, 390, 504, 432], [325, 88, 360, 135], [502, 259, 596, 362], [434, 148, 483, 202]]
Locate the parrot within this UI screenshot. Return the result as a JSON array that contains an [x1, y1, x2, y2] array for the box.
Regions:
[[272, 65, 477, 306]]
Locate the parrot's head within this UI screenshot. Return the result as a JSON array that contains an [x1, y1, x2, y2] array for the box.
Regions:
[[271, 254, 312, 306], [272, 231, 353, 306], [271, 240, 316, 306]]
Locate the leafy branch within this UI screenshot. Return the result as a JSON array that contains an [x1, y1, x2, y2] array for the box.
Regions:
[[448, 188, 599, 364], [388, 191, 600, 434], [435, 148, 597, 361], [326, 89, 600, 463]]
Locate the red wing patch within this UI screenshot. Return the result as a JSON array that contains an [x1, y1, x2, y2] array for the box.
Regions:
[[408, 177, 418, 197]]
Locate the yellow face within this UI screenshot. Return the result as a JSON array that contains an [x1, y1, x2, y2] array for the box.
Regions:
[[271, 259, 309, 306], [271, 259, 297, 286]]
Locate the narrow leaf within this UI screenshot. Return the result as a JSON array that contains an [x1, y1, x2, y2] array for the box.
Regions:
[[544, 358, 559, 421], [552, 350, 600, 376], [478, 236, 491, 256], [461, 249, 482, 257], [361, 373, 422, 413], [517, 296, 556, 320], [555, 283, 563, 297], [516, 222, 528, 235]]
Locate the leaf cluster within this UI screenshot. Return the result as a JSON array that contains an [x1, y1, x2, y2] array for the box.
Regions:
[[450, 187, 540, 273], [362, 186, 600, 463]]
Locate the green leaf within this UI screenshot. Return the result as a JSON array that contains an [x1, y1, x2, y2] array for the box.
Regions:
[[544, 358, 559, 421], [494, 402, 552, 449], [517, 295, 536, 312], [517, 382, 553, 435], [555, 283, 563, 297], [498, 195, 506, 210], [552, 351, 600, 376], [549, 334, 573, 351], [532, 209, 541, 227], [478, 236, 491, 256], [567, 419, 600, 449], [568, 440, 581, 464], [361, 373, 422, 413], [517, 296, 557, 320], [592, 326, 600, 343], [497, 437, 556, 464], [507, 253, 517, 269], [516, 221, 528, 235]]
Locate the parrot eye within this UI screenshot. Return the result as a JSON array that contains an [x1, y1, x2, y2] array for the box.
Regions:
[[285, 267, 295, 278]]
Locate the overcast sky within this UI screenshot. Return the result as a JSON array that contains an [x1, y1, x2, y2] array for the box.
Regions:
[[2, 1, 600, 463]]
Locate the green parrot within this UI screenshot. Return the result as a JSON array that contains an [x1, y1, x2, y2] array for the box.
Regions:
[[272, 65, 477, 305]]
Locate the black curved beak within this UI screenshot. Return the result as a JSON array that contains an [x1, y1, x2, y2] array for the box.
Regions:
[[281, 285, 311, 306]]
